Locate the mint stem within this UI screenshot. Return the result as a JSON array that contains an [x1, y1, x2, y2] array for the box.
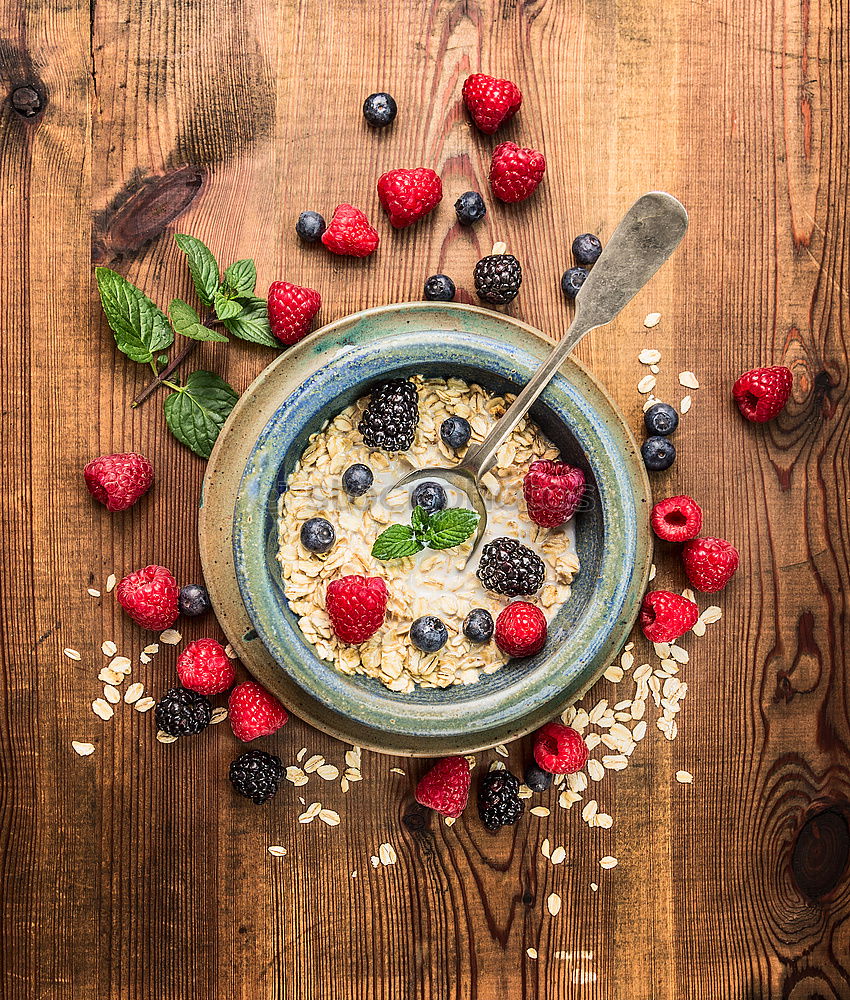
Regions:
[[131, 340, 197, 407]]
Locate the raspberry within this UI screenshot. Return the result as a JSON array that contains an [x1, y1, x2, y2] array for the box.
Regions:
[[650, 495, 703, 542], [154, 687, 212, 737], [477, 538, 544, 597], [267, 281, 321, 346], [325, 575, 388, 644], [84, 452, 153, 511], [494, 602, 547, 657], [415, 757, 471, 818], [357, 379, 419, 452], [523, 460, 586, 528], [229, 750, 284, 804], [116, 565, 179, 631], [489, 141, 546, 203], [321, 204, 379, 257], [228, 681, 288, 742], [377, 168, 442, 228], [732, 366, 793, 422], [176, 638, 236, 695], [639, 590, 699, 642], [461, 73, 522, 134], [533, 722, 589, 775], [682, 537, 739, 592]]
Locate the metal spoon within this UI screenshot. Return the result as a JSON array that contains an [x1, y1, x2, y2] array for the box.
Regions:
[[391, 191, 689, 549]]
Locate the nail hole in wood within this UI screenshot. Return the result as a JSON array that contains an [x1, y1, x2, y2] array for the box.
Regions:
[[10, 85, 43, 118]]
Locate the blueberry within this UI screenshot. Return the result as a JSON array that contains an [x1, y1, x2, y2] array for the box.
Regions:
[[295, 211, 326, 243], [641, 436, 676, 471], [423, 274, 456, 302], [644, 402, 679, 437], [411, 480, 447, 515], [342, 463, 373, 497], [454, 191, 487, 226], [362, 92, 397, 127], [178, 583, 211, 617], [524, 762, 552, 793], [300, 517, 336, 553], [561, 267, 589, 300], [571, 233, 603, 266], [462, 608, 494, 643], [409, 615, 448, 652], [440, 416, 471, 449]]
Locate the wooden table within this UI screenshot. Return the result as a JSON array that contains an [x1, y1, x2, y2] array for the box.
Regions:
[[1, 0, 848, 996]]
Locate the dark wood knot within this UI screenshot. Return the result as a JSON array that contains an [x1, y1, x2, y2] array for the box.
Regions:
[[402, 807, 427, 833], [10, 85, 43, 118], [792, 807, 849, 901]]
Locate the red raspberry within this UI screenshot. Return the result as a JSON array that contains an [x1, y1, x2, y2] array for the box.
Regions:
[[650, 495, 703, 542], [321, 204, 380, 257], [682, 537, 739, 592], [116, 565, 179, 631], [489, 141, 546, 203], [228, 681, 288, 742], [533, 722, 589, 775], [415, 757, 471, 818], [461, 73, 523, 134], [377, 168, 442, 228], [176, 638, 236, 695], [494, 602, 547, 657], [326, 575, 388, 644], [523, 460, 585, 528], [267, 281, 321, 346], [84, 452, 153, 512], [732, 366, 793, 422], [640, 590, 699, 642]]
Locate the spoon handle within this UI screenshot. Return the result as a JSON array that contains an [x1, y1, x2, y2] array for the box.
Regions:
[[461, 192, 689, 480]]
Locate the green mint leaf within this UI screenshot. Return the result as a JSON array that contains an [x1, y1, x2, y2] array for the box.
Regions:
[[371, 524, 424, 561], [163, 370, 238, 459], [157, 354, 170, 366], [222, 259, 256, 296], [424, 508, 480, 550], [174, 234, 219, 307], [410, 505, 430, 535], [169, 299, 228, 342], [222, 296, 279, 348], [95, 266, 173, 364], [213, 290, 242, 320]]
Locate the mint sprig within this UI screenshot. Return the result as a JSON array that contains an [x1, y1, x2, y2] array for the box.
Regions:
[[95, 267, 173, 364], [371, 505, 480, 561]]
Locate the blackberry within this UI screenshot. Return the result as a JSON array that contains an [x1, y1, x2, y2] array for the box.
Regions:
[[179, 583, 211, 617], [644, 402, 679, 437], [154, 687, 212, 737], [358, 379, 419, 452], [409, 615, 448, 652], [229, 750, 285, 804], [474, 254, 522, 305], [478, 769, 524, 831], [300, 517, 336, 554], [423, 274, 456, 301], [440, 416, 471, 449], [342, 463, 373, 497], [411, 480, 447, 515], [524, 762, 552, 793], [642, 436, 676, 471], [295, 211, 326, 242], [463, 608, 494, 643], [571, 233, 603, 266], [477, 537, 545, 597], [561, 266, 588, 300], [362, 92, 397, 127], [455, 191, 487, 225]]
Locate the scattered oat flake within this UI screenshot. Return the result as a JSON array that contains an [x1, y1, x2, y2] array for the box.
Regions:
[[547, 892, 562, 916], [679, 370, 699, 389], [444, 816, 456, 827], [648, 563, 657, 582], [156, 730, 178, 744], [134, 697, 156, 713], [541, 838, 551, 859], [494, 744, 509, 758], [518, 784, 533, 799], [139, 652, 151, 664], [701, 606, 722, 624], [267, 846, 287, 857], [681, 395, 692, 414], [64, 648, 82, 661], [650, 364, 660, 374], [681, 587, 696, 603], [101, 640, 117, 657], [143, 644, 159, 655], [98, 668, 122, 685], [643, 394, 661, 412], [637, 374, 657, 394], [340, 777, 350, 793], [676, 770, 694, 784], [526, 948, 538, 960], [644, 312, 661, 328], [105, 574, 117, 593], [92, 699, 113, 721], [210, 706, 228, 724], [604, 665, 624, 683], [599, 856, 618, 869], [224, 644, 237, 659], [303, 754, 325, 773], [551, 846, 567, 865], [587, 760, 604, 781], [109, 656, 132, 674], [596, 813, 614, 828], [389, 767, 405, 775], [638, 348, 662, 365], [124, 682, 144, 704], [319, 808, 341, 826], [87, 588, 101, 598], [530, 806, 550, 818], [378, 843, 397, 866], [71, 741, 96, 757], [297, 747, 308, 762], [103, 685, 121, 704], [590, 882, 598, 892], [370, 855, 380, 868], [298, 802, 322, 823], [317, 764, 340, 781], [160, 629, 181, 645]]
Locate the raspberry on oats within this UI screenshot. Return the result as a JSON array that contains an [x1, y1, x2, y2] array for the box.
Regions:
[[326, 576, 388, 644]]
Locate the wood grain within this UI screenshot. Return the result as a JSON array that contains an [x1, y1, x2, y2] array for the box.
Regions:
[[1, 0, 848, 997]]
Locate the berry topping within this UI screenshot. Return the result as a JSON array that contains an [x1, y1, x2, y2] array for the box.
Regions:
[[178, 583, 211, 617], [300, 516, 336, 554], [228, 681, 289, 742], [523, 762, 553, 793], [154, 687, 212, 737], [377, 168, 442, 228], [533, 722, 589, 774], [229, 750, 285, 804], [477, 537, 545, 597], [494, 601, 547, 657], [116, 565, 179, 631], [440, 415, 472, 449], [321, 204, 380, 257], [84, 452, 153, 512], [561, 266, 588, 300], [644, 402, 680, 436], [358, 379, 419, 452], [572, 233, 603, 266], [454, 190, 487, 225], [176, 638, 236, 696], [463, 608, 494, 643], [341, 463, 373, 497], [523, 460, 586, 528], [423, 274, 456, 301], [732, 365, 793, 422], [642, 436, 676, 471], [682, 537, 740, 592], [650, 495, 703, 543], [415, 757, 471, 818], [326, 575, 388, 644], [267, 281, 321, 346], [409, 615, 448, 653], [639, 590, 700, 642], [411, 480, 447, 515], [478, 769, 524, 831], [474, 253, 522, 304], [489, 141, 546, 203], [362, 92, 397, 127], [295, 210, 326, 242], [462, 73, 522, 134]]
